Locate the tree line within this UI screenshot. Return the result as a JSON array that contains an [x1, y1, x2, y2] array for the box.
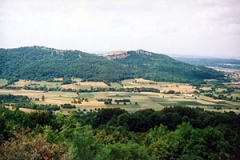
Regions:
[[0, 105, 239, 159]]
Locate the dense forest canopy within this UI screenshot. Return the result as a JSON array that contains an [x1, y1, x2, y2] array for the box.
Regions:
[[0, 105, 239, 159], [0, 46, 224, 84]]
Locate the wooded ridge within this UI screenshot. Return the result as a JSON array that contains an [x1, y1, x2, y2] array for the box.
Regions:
[[0, 46, 224, 84]]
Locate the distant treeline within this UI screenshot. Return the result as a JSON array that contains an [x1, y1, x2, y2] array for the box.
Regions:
[[4, 85, 161, 93]]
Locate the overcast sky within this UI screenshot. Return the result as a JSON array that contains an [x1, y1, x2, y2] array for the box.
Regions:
[[0, 0, 240, 58]]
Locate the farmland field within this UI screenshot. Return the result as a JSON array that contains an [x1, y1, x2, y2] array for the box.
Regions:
[[1, 78, 240, 114], [0, 79, 8, 87], [9, 80, 61, 88]]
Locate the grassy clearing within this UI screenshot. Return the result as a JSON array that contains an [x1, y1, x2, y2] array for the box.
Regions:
[[0, 79, 8, 87], [177, 101, 203, 105], [106, 104, 140, 108], [78, 93, 94, 98], [107, 94, 131, 98], [121, 79, 135, 86], [109, 82, 122, 88], [158, 102, 178, 106], [233, 89, 240, 93], [148, 96, 168, 102], [72, 78, 82, 83]]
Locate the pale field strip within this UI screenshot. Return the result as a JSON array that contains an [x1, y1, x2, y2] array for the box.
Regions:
[[54, 78, 63, 81], [216, 88, 227, 92], [134, 78, 154, 83], [0, 89, 44, 96], [123, 82, 196, 93], [20, 108, 37, 113], [200, 87, 212, 91], [60, 84, 88, 89], [9, 79, 108, 89], [74, 82, 108, 87], [139, 102, 165, 110], [9, 80, 61, 88], [5, 106, 39, 113]]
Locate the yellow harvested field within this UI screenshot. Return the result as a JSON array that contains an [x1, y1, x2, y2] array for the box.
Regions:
[[5, 106, 37, 113], [0, 89, 44, 96], [9, 80, 61, 88], [135, 78, 154, 83], [200, 87, 212, 91], [79, 82, 108, 87], [216, 88, 227, 92], [20, 108, 37, 113], [61, 82, 107, 89], [80, 101, 106, 108], [159, 85, 196, 93], [123, 82, 196, 93], [9, 80, 32, 87], [61, 84, 85, 89], [54, 78, 63, 81]]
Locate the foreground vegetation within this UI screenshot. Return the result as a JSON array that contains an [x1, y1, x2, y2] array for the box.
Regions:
[[0, 106, 239, 159]]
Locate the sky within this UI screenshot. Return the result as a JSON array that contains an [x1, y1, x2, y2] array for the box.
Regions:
[[0, 0, 240, 58]]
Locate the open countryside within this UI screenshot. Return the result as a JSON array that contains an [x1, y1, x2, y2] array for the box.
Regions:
[[1, 77, 239, 114], [0, 47, 240, 159]]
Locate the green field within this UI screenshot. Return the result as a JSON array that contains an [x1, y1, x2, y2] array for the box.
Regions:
[[78, 93, 94, 98], [0, 79, 8, 87], [233, 89, 240, 93], [109, 82, 122, 88]]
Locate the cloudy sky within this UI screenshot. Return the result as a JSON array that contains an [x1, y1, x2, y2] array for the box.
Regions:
[[0, 0, 240, 58]]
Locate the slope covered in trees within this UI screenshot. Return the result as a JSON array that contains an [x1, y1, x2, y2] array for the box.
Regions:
[[0, 106, 239, 159], [0, 46, 224, 84]]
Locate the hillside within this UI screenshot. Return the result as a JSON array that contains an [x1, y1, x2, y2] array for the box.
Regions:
[[0, 46, 224, 84], [103, 49, 224, 83]]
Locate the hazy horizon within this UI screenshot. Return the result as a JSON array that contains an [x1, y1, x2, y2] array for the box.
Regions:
[[1, 0, 240, 58]]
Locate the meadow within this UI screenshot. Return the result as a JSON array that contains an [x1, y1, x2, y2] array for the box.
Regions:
[[0, 79, 8, 87]]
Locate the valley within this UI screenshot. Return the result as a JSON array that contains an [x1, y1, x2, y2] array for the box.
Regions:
[[0, 46, 240, 159], [1, 77, 239, 114]]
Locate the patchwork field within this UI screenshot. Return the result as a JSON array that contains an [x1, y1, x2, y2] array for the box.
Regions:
[[9, 79, 108, 90], [122, 79, 196, 93], [1, 78, 239, 113], [1, 87, 239, 113]]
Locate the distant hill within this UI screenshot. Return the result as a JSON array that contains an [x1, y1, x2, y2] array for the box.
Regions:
[[0, 46, 224, 84], [173, 57, 240, 70]]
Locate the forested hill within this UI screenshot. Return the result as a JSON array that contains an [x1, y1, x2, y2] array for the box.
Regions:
[[0, 46, 224, 84]]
